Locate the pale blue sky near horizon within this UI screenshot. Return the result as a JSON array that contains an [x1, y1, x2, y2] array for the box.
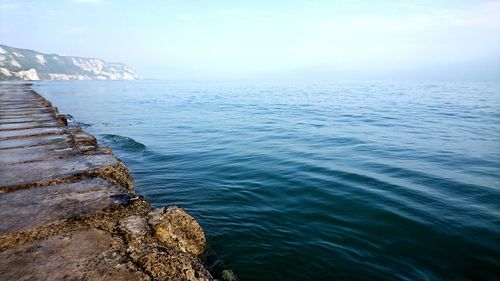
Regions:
[[1, 0, 499, 81]]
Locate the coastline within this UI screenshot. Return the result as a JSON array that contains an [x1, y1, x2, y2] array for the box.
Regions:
[[0, 83, 213, 280]]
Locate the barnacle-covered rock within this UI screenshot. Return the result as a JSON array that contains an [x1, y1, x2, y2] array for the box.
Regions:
[[148, 206, 206, 257]]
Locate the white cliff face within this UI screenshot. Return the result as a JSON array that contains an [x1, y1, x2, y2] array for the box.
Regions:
[[16, 68, 40, 80], [72, 58, 104, 74], [48, 73, 93, 80], [0, 44, 139, 81], [0, 67, 12, 77], [70, 58, 137, 80], [70, 57, 138, 80]]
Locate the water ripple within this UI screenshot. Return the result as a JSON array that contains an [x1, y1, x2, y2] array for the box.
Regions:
[[36, 80, 500, 281]]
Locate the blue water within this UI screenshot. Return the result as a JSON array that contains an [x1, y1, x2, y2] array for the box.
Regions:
[[36, 81, 500, 281]]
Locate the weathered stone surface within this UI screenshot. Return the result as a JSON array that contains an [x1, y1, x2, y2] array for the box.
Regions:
[[148, 206, 206, 257], [0, 229, 150, 281], [0, 103, 48, 109], [0, 114, 55, 123], [0, 104, 47, 110], [0, 145, 95, 165], [0, 154, 134, 192], [56, 113, 68, 125], [0, 96, 38, 102], [0, 108, 54, 116], [0, 199, 151, 253], [120, 216, 151, 237], [0, 126, 65, 139], [72, 131, 98, 147], [0, 98, 41, 103], [0, 179, 129, 233], [0, 120, 61, 131], [0, 134, 70, 149]]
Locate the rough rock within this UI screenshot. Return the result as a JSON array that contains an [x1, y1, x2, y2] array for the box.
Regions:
[[117, 215, 213, 281], [221, 270, 238, 281], [148, 206, 207, 257], [120, 216, 151, 237]]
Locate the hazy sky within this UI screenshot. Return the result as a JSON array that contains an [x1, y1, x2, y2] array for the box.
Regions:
[[1, 0, 499, 80]]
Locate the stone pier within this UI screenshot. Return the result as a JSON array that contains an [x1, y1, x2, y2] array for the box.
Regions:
[[0, 83, 213, 281]]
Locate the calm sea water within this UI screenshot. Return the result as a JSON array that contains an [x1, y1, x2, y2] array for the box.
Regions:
[[36, 81, 500, 281]]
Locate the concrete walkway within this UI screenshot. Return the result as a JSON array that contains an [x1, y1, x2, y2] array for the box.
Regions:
[[0, 83, 213, 281]]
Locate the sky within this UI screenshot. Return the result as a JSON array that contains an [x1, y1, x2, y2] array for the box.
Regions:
[[1, 0, 499, 81]]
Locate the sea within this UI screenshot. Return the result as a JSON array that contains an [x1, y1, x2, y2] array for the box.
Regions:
[[36, 80, 500, 281]]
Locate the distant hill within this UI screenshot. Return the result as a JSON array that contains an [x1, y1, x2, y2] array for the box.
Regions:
[[0, 44, 138, 81]]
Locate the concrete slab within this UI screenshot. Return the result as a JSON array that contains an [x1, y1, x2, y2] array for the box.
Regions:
[[0, 100, 45, 105], [0, 93, 40, 100], [73, 131, 98, 146], [0, 113, 55, 120], [0, 179, 129, 233], [0, 106, 47, 111], [0, 108, 53, 116], [0, 145, 95, 165], [0, 154, 133, 192], [0, 106, 49, 112], [0, 99, 45, 105], [0, 127, 65, 139], [0, 134, 70, 149], [0, 229, 149, 281], [0, 116, 56, 124], [0, 103, 43, 109], [0, 96, 38, 102], [0, 121, 61, 131]]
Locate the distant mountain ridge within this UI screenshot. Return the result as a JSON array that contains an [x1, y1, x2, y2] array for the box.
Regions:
[[0, 44, 138, 81]]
